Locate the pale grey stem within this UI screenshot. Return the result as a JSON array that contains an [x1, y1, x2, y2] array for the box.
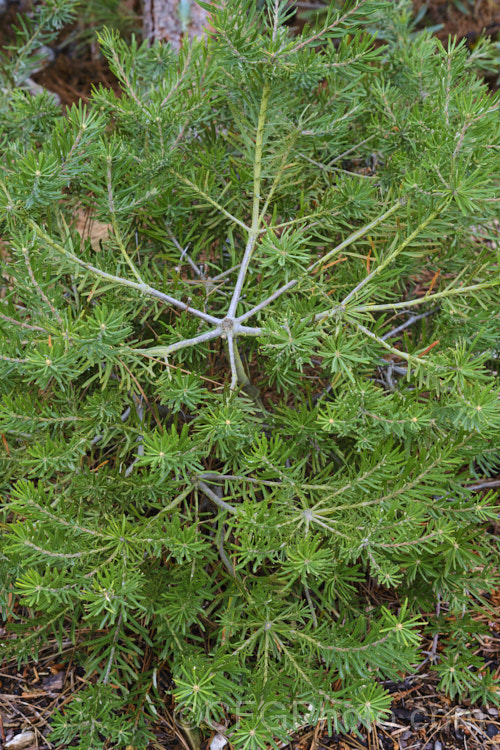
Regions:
[[142, 279, 219, 324], [387, 364, 408, 376], [92, 405, 131, 447], [180, 246, 203, 278], [226, 81, 271, 317], [383, 362, 395, 390], [381, 310, 437, 341], [103, 613, 123, 685], [227, 331, 238, 390], [196, 480, 238, 515], [303, 584, 318, 628], [182, 264, 241, 287], [236, 279, 298, 323], [139, 326, 222, 357], [327, 133, 378, 165], [166, 224, 204, 278], [227, 233, 258, 318], [468, 479, 500, 491], [237, 201, 404, 326], [133, 277, 220, 324], [233, 323, 263, 336], [218, 521, 237, 580], [0, 313, 47, 332], [212, 264, 241, 282], [198, 472, 283, 488], [29, 220, 220, 326], [143, 287, 219, 324]]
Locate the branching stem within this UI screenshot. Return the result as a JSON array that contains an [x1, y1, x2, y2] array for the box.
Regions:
[[352, 280, 500, 313], [137, 327, 222, 357], [236, 199, 404, 324], [340, 201, 449, 307], [28, 219, 219, 326], [227, 80, 271, 318], [196, 480, 238, 515], [381, 310, 437, 341], [308, 199, 404, 273]]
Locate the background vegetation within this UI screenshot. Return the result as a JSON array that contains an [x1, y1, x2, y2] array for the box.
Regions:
[[0, 1, 499, 748]]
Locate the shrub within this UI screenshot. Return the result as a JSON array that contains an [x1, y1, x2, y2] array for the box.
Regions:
[[0, 1, 499, 748]]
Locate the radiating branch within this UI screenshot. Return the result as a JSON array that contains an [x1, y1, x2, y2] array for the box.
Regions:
[[134, 326, 222, 358], [28, 219, 220, 326], [196, 480, 238, 515], [340, 201, 448, 307], [352, 280, 500, 313], [227, 80, 271, 318]]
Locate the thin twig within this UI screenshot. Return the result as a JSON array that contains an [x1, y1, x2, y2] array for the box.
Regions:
[[327, 133, 378, 165], [468, 479, 500, 491], [381, 309, 437, 340], [236, 200, 404, 327], [166, 224, 204, 279], [351, 279, 500, 313], [103, 613, 123, 684], [196, 480, 238, 515], [227, 331, 238, 390], [136, 326, 222, 358], [22, 246, 63, 324], [340, 203, 448, 307], [310, 199, 404, 274], [303, 584, 318, 629], [237, 279, 297, 323], [0, 312, 47, 332], [227, 80, 271, 318], [217, 520, 238, 580], [29, 219, 220, 326], [354, 321, 432, 368]]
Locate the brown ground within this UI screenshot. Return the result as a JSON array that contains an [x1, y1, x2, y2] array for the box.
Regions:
[[1, 591, 499, 749], [1, 0, 498, 106], [413, 0, 500, 43]]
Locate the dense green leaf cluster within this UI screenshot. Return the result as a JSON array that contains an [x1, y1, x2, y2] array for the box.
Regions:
[[0, 1, 499, 748]]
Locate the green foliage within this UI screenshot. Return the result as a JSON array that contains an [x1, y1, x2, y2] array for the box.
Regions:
[[0, 0, 79, 92], [0, 0, 499, 747]]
